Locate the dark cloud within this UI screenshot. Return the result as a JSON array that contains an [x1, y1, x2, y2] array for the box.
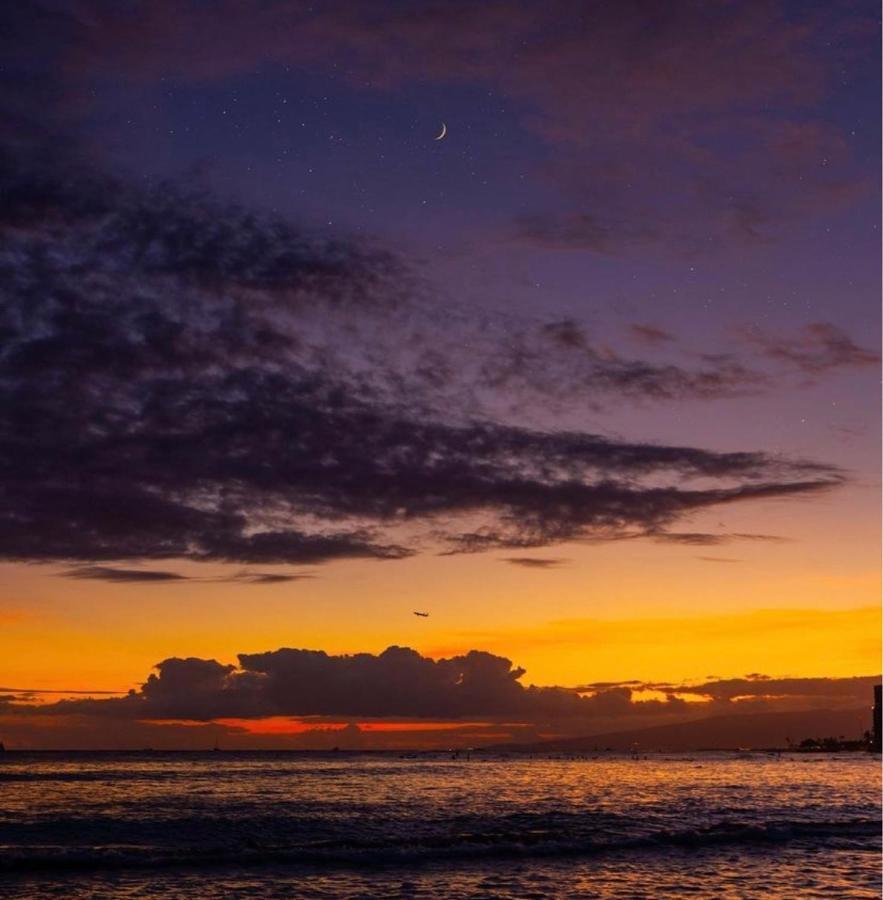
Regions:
[[444, 477, 837, 555], [0, 694, 25, 707], [579, 675, 881, 709], [50, 0, 871, 250], [63, 566, 187, 583], [5, 647, 876, 736], [731, 533, 790, 543], [0, 143, 843, 567], [629, 324, 676, 345], [513, 212, 654, 253], [744, 322, 880, 376], [0, 688, 126, 696], [0, 9, 852, 572], [1, 5, 866, 411], [225, 572, 310, 585], [472, 322, 770, 408], [60, 1, 828, 108], [670, 675, 881, 706], [502, 557, 569, 569], [650, 532, 728, 546], [24, 647, 582, 721], [539, 319, 588, 349], [651, 531, 789, 547], [0, 645, 695, 723], [60, 567, 309, 585]]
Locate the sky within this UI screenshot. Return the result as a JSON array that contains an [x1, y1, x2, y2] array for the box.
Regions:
[[0, 0, 879, 749]]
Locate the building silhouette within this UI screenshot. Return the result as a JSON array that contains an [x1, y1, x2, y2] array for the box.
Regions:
[[873, 685, 882, 753]]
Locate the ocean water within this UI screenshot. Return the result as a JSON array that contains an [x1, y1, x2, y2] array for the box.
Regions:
[[0, 751, 879, 898]]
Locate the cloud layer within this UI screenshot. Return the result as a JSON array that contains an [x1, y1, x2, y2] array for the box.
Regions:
[[61, 566, 308, 585], [0, 3, 869, 569], [57, 0, 875, 250], [745, 323, 880, 376], [3, 644, 876, 728], [0, 142, 845, 568]]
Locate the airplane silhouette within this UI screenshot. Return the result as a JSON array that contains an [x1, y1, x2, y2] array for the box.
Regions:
[[413, 611, 430, 617]]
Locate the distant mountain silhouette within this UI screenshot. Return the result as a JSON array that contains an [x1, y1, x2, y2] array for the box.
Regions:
[[493, 707, 870, 752]]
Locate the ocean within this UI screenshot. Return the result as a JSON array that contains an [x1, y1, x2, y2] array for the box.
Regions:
[[0, 751, 879, 898]]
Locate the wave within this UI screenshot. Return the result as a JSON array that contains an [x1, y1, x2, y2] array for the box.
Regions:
[[1, 818, 878, 874], [0, 763, 443, 784]]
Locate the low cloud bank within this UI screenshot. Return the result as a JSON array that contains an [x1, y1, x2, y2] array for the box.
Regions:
[[3, 646, 876, 724]]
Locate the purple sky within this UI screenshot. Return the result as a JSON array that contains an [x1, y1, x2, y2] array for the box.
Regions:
[[0, 3, 878, 740]]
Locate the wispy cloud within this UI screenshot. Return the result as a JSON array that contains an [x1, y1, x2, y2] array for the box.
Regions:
[[502, 557, 569, 569], [650, 531, 790, 547], [0, 148, 843, 568], [61, 567, 312, 585], [225, 572, 311, 585], [629, 324, 676, 345], [63, 567, 188, 583], [743, 322, 879, 376], [52, 1, 872, 251]]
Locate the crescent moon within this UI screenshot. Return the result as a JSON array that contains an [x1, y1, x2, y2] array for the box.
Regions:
[[434, 122, 447, 141]]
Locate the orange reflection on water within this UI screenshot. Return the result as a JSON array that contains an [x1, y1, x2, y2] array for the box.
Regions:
[[178, 717, 513, 736]]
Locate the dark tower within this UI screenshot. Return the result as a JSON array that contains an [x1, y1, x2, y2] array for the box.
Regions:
[[873, 685, 882, 753]]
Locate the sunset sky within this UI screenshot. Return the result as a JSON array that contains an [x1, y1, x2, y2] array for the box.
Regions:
[[0, 0, 879, 748]]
